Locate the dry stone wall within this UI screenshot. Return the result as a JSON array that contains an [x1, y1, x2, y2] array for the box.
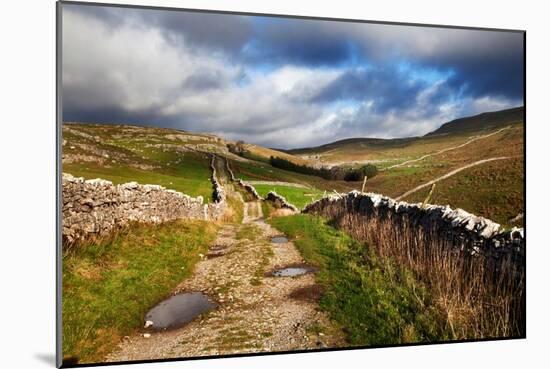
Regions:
[[265, 191, 299, 212], [209, 155, 226, 203], [237, 180, 262, 200], [303, 190, 525, 334], [303, 191, 524, 273], [223, 156, 262, 200], [224, 157, 237, 182], [223, 155, 299, 209], [62, 172, 226, 246]]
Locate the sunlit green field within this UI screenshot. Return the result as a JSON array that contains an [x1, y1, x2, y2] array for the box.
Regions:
[[253, 184, 325, 210], [229, 158, 357, 194], [63, 124, 214, 201], [63, 152, 213, 202]]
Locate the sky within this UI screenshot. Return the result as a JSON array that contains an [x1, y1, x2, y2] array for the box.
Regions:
[[62, 4, 524, 149]]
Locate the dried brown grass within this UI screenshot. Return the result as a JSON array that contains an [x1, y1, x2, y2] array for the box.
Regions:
[[328, 211, 524, 339]]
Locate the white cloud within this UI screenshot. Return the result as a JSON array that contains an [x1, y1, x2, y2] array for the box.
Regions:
[[62, 7, 522, 149], [63, 8, 345, 147], [467, 95, 519, 114]]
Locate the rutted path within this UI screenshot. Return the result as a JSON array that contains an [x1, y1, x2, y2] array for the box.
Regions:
[[106, 162, 344, 362], [395, 156, 511, 200], [385, 126, 511, 170]]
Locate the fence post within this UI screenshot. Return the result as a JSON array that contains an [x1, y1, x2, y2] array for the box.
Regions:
[[361, 175, 368, 193], [422, 183, 436, 208]]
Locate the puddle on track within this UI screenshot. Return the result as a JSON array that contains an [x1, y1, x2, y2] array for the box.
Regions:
[[269, 266, 317, 277], [271, 236, 289, 243], [145, 292, 216, 331]]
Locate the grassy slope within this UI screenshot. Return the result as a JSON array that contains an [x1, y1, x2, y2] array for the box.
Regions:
[[426, 106, 523, 136], [290, 107, 524, 165], [230, 156, 358, 210], [229, 157, 357, 193], [64, 118, 524, 215], [245, 143, 311, 166], [234, 122, 524, 223], [269, 214, 448, 345], [63, 124, 214, 201], [306, 123, 524, 223], [289, 132, 469, 165], [365, 124, 524, 222], [64, 153, 213, 202], [259, 111, 524, 225], [403, 156, 524, 225], [64, 119, 524, 223], [253, 184, 325, 210], [62, 220, 218, 364]]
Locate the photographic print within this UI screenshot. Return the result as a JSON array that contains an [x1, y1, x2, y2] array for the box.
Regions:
[[58, 1, 525, 366]]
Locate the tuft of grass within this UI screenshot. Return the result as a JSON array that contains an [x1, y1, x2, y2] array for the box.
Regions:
[[214, 328, 257, 350], [250, 241, 274, 287], [225, 193, 244, 224], [235, 224, 262, 241], [261, 201, 274, 219], [269, 214, 449, 345], [62, 220, 218, 364]]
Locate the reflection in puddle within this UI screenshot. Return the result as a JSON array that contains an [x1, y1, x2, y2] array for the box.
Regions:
[[271, 236, 289, 243], [145, 292, 216, 330], [270, 266, 317, 277]]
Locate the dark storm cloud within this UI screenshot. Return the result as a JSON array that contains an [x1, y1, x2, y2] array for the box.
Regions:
[[182, 70, 230, 91], [311, 66, 431, 113], [242, 18, 360, 67], [64, 4, 253, 54], [64, 105, 165, 127], [242, 19, 524, 103], [149, 11, 253, 55], [62, 3, 524, 148], [444, 48, 523, 100], [387, 27, 524, 102], [65, 4, 523, 103]]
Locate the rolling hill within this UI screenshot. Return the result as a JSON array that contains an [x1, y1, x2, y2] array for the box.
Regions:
[[62, 123, 356, 202], [425, 106, 524, 136], [285, 107, 525, 157], [63, 105, 524, 224], [61, 107, 525, 363], [278, 106, 525, 224]]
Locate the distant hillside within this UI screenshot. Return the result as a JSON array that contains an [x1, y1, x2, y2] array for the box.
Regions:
[[286, 137, 419, 155], [288, 106, 524, 155], [62, 117, 524, 225], [424, 106, 524, 136]]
